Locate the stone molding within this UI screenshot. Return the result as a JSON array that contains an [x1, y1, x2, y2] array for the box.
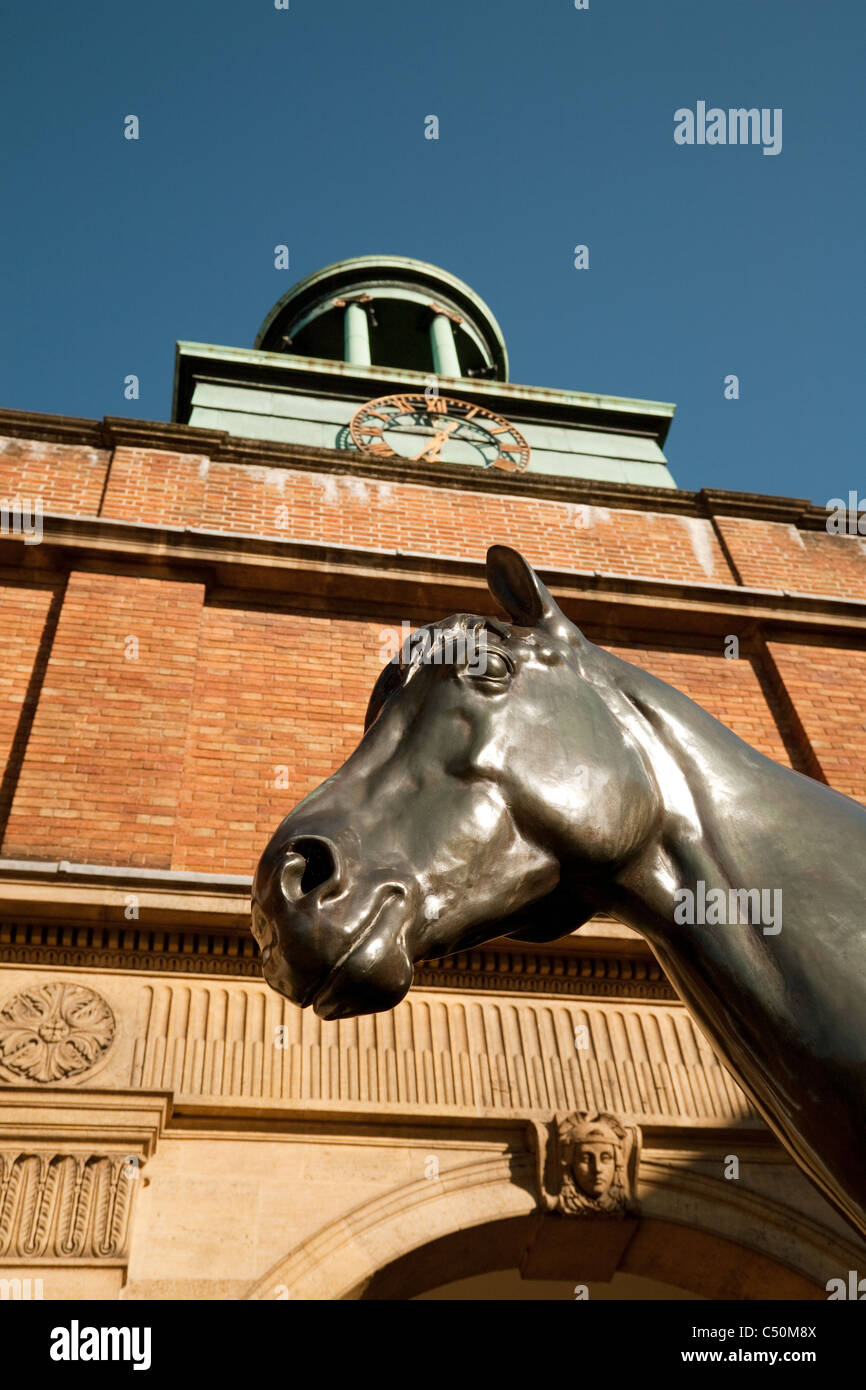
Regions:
[[0, 919, 671, 999], [0, 1089, 167, 1266], [4, 510, 866, 642]]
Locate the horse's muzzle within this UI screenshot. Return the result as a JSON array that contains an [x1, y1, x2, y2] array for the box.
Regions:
[[251, 835, 415, 1019]]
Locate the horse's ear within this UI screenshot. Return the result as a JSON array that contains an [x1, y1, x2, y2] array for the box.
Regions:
[[486, 545, 574, 638]]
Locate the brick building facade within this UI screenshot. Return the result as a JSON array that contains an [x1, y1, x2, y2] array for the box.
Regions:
[[0, 258, 864, 1300]]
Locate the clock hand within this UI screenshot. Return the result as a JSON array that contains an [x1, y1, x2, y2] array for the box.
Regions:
[[413, 435, 447, 462], [411, 419, 459, 462]]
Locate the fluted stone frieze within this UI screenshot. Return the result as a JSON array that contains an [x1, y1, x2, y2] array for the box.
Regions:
[[129, 978, 755, 1124]]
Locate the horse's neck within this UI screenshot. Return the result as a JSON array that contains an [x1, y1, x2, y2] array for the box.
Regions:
[[598, 654, 836, 936], [595, 653, 866, 1215]]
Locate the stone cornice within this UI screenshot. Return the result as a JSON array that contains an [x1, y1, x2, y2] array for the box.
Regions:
[[3, 508, 866, 640], [173, 339, 675, 437], [0, 406, 841, 527], [0, 919, 669, 999], [166, 1099, 767, 1141], [0, 858, 251, 929], [0, 859, 665, 998], [0, 1088, 169, 1153]]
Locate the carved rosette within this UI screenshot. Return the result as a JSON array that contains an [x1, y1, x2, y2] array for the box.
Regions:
[[0, 982, 115, 1083], [0, 1151, 138, 1260], [533, 1110, 642, 1217]]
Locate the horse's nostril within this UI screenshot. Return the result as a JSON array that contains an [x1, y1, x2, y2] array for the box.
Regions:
[[289, 837, 339, 897]]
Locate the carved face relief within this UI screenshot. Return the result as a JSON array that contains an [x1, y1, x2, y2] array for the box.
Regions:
[[535, 1110, 641, 1218], [572, 1134, 618, 1200]]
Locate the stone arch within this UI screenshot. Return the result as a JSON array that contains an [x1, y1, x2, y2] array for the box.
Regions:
[[360, 1217, 822, 1301], [245, 1155, 533, 1301], [245, 1153, 855, 1301]]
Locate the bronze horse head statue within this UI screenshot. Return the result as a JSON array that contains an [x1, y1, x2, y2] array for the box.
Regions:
[[253, 545, 866, 1239]]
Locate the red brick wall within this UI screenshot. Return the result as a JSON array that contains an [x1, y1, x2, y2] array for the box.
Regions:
[[3, 601, 810, 875], [171, 606, 392, 875], [1, 426, 865, 869], [718, 517, 866, 600], [0, 582, 58, 828], [0, 440, 734, 585], [2, 572, 205, 867], [6, 434, 866, 602], [103, 453, 736, 586], [2, 584, 864, 871], [100, 446, 210, 528], [0, 436, 108, 516], [765, 640, 866, 801]]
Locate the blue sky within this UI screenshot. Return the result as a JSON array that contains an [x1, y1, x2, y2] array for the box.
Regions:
[[1, 0, 863, 503]]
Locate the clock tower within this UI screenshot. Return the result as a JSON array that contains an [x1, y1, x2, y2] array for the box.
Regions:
[[173, 255, 677, 488]]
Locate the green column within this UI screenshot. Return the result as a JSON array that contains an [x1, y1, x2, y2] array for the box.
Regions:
[[344, 301, 371, 365], [430, 313, 460, 377]]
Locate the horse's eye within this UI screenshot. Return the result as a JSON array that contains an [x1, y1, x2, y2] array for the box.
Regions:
[[469, 649, 511, 681]]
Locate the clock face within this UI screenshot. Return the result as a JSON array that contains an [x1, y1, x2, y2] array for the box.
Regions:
[[349, 393, 531, 473]]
